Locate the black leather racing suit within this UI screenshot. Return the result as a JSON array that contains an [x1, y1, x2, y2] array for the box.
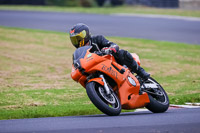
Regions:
[[89, 35, 139, 73]]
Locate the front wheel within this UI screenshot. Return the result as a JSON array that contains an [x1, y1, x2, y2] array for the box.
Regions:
[[143, 77, 169, 113], [86, 82, 121, 116]]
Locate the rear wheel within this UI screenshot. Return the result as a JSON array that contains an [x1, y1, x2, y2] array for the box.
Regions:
[[86, 82, 121, 116], [144, 77, 169, 113]]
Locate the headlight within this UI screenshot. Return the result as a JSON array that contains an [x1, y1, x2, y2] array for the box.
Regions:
[[128, 77, 136, 87]]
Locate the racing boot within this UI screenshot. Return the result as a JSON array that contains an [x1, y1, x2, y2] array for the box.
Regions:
[[136, 66, 150, 81], [130, 60, 150, 81]]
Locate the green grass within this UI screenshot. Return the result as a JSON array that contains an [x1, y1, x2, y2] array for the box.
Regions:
[[0, 5, 200, 17], [0, 26, 200, 120]]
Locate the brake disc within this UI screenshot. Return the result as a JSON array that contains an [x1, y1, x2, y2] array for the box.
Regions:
[[98, 86, 116, 104]]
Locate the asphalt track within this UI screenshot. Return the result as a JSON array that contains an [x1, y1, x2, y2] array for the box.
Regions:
[[0, 10, 200, 44], [0, 108, 200, 133]]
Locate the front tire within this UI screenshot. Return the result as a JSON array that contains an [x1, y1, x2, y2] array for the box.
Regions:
[[145, 77, 169, 113], [86, 82, 121, 116]]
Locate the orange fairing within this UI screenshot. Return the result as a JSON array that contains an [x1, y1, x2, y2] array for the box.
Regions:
[[80, 50, 113, 73], [122, 93, 149, 109], [71, 46, 150, 110], [71, 65, 87, 87], [88, 78, 104, 86], [71, 65, 81, 82], [118, 74, 150, 109]]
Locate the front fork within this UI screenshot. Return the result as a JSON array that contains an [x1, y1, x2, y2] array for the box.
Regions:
[[99, 74, 111, 95]]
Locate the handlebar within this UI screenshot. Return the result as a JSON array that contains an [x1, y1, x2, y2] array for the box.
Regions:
[[95, 50, 110, 56]]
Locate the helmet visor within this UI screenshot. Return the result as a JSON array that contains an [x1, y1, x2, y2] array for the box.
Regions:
[[70, 30, 87, 48], [70, 36, 79, 48]]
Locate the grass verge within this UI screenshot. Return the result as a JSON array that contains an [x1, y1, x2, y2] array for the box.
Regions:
[[0, 5, 200, 17], [0, 26, 200, 120]]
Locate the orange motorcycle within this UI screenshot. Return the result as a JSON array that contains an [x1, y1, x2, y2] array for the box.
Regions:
[[71, 46, 169, 116]]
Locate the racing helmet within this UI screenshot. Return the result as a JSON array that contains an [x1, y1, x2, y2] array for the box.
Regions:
[[69, 23, 91, 48]]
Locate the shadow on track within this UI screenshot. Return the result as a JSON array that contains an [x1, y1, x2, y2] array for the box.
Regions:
[[80, 110, 154, 118]]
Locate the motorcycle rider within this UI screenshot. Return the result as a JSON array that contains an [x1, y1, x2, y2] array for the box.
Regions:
[[69, 23, 150, 81]]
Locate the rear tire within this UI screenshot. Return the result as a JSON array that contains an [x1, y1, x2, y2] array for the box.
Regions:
[[86, 82, 121, 116], [145, 77, 169, 113]]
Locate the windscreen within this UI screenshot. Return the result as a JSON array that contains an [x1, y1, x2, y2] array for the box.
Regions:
[[73, 46, 92, 65]]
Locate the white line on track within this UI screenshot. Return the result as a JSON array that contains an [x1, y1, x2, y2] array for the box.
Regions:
[[135, 104, 200, 112]]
